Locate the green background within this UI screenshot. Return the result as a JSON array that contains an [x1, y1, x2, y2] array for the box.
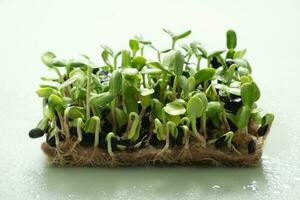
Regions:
[[0, 0, 299, 199]]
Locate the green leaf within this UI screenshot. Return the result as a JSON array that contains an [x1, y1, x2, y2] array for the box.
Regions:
[[241, 81, 260, 107], [206, 101, 222, 116], [166, 114, 181, 125], [234, 49, 247, 59], [84, 117, 97, 133], [132, 56, 147, 70], [174, 30, 192, 41], [224, 64, 236, 84], [101, 50, 111, 66], [48, 94, 63, 107], [67, 106, 85, 120], [140, 88, 154, 96], [147, 61, 173, 75], [89, 92, 115, 107], [194, 92, 208, 109], [43, 105, 55, 120], [124, 86, 138, 113], [122, 68, 139, 77], [52, 57, 68, 67], [261, 113, 275, 126], [162, 50, 184, 75], [154, 118, 165, 140], [194, 68, 216, 83], [41, 51, 56, 67], [36, 87, 56, 98], [167, 121, 178, 139], [173, 50, 184, 75], [236, 105, 251, 129], [115, 107, 128, 128], [109, 70, 123, 96], [101, 45, 114, 57], [60, 74, 82, 89], [151, 99, 164, 120], [187, 95, 204, 119], [163, 102, 186, 116], [121, 50, 131, 67], [68, 56, 89, 68], [129, 39, 140, 54], [127, 112, 140, 141], [179, 75, 189, 97], [141, 68, 161, 75], [226, 29, 237, 49]]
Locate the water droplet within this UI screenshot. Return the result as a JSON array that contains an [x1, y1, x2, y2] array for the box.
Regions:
[[212, 185, 221, 190]]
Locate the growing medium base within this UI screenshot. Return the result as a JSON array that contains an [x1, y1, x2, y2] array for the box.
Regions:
[[41, 137, 264, 167]]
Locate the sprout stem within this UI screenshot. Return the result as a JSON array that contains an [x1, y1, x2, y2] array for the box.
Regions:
[[200, 115, 207, 139], [93, 116, 101, 147], [63, 108, 70, 138], [86, 67, 92, 120], [172, 76, 178, 100], [106, 132, 118, 157], [76, 118, 83, 143], [111, 100, 117, 133], [222, 110, 230, 131], [196, 57, 201, 71]]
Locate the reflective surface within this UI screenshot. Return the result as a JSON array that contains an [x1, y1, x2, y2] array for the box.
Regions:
[[0, 0, 300, 199]]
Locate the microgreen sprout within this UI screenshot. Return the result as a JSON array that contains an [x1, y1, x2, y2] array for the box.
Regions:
[[30, 29, 274, 164]]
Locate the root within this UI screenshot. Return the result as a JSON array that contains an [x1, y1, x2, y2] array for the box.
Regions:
[[178, 148, 192, 164]]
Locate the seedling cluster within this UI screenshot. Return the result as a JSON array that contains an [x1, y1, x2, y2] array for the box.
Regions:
[[29, 29, 274, 165]]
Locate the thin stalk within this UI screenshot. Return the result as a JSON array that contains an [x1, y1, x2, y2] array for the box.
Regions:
[[139, 106, 146, 119], [110, 100, 117, 133], [76, 118, 83, 143], [159, 73, 168, 101], [106, 132, 118, 157], [222, 110, 230, 131], [86, 67, 92, 120], [157, 52, 161, 62], [94, 117, 101, 147], [172, 39, 176, 50], [200, 114, 207, 139], [52, 118, 60, 146], [63, 108, 70, 138], [196, 57, 201, 71], [171, 76, 178, 100]]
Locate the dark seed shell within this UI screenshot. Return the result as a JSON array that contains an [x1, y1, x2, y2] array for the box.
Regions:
[[258, 125, 268, 136], [182, 70, 190, 78], [211, 56, 222, 69], [174, 128, 184, 146], [225, 59, 234, 67], [46, 133, 64, 147], [80, 132, 94, 147], [118, 139, 131, 146], [69, 127, 78, 137], [149, 134, 166, 148], [215, 135, 227, 149], [248, 139, 256, 154], [224, 98, 242, 114], [29, 128, 44, 138], [228, 119, 238, 132], [102, 118, 113, 133]]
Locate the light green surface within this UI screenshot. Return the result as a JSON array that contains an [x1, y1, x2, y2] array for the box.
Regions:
[[0, 0, 299, 199]]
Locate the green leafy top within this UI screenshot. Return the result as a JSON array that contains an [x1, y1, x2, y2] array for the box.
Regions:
[[30, 29, 274, 154]]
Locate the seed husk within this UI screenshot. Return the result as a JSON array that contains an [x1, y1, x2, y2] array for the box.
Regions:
[[258, 125, 268, 136], [248, 139, 256, 154], [215, 135, 227, 149], [29, 128, 44, 138]]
